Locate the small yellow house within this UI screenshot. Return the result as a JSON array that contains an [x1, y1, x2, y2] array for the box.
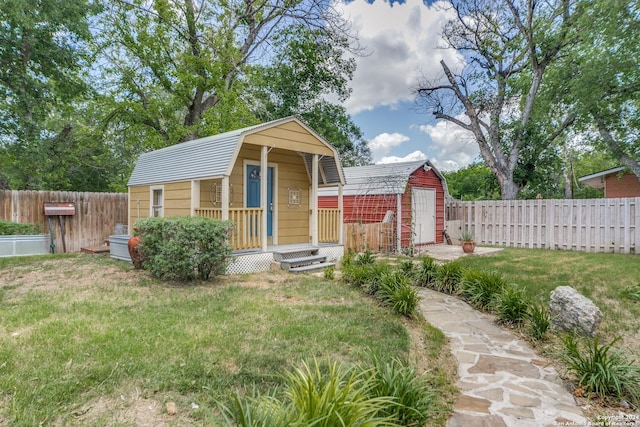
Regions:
[[127, 117, 345, 274]]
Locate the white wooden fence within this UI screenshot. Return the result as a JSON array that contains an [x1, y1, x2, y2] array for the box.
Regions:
[[446, 198, 640, 254]]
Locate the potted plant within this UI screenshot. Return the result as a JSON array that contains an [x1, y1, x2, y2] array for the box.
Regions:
[[460, 229, 475, 254]]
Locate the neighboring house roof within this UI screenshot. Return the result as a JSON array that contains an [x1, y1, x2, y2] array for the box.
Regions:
[[318, 160, 448, 197], [128, 117, 344, 186], [578, 167, 626, 189]]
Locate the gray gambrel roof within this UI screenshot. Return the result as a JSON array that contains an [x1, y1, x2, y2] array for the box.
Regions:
[[317, 160, 449, 197], [128, 117, 344, 186]]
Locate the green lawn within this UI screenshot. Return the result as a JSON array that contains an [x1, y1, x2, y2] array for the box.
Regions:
[[456, 247, 640, 354], [0, 254, 454, 426]]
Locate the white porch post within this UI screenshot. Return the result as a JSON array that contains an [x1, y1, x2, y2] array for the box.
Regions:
[[338, 183, 344, 245], [261, 146, 268, 251], [221, 176, 230, 220], [396, 194, 402, 253], [190, 180, 200, 216], [311, 154, 319, 247]]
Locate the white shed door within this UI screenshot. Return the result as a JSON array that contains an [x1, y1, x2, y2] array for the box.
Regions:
[[412, 188, 436, 244]]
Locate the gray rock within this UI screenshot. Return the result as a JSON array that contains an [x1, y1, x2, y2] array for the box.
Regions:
[[549, 286, 602, 337]]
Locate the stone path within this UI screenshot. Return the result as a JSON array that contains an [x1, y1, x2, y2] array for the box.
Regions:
[[419, 288, 588, 427]]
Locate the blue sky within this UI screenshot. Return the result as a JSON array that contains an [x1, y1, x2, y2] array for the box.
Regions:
[[335, 0, 480, 171]]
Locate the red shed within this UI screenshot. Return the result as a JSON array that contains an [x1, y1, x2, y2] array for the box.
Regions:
[[318, 160, 449, 252]]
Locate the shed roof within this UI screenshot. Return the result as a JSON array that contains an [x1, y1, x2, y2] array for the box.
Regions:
[[318, 160, 447, 197], [128, 117, 344, 186]]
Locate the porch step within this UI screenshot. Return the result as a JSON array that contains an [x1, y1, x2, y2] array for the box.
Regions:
[[280, 255, 327, 270], [289, 262, 336, 274], [273, 247, 319, 262]]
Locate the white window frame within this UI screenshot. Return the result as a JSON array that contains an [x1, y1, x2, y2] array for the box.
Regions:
[[150, 185, 164, 217]]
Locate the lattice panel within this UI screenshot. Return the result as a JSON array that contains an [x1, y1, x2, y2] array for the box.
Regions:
[[318, 245, 344, 262], [225, 252, 274, 275]]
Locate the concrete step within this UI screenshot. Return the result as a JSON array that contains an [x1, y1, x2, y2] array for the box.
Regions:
[[289, 262, 335, 274], [280, 255, 327, 270], [273, 247, 319, 262]]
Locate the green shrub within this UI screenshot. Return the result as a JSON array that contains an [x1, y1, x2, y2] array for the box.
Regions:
[[493, 284, 529, 325], [135, 216, 234, 281], [621, 283, 640, 302], [461, 269, 507, 310], [323, 266, 335, 280], [0, 219, 40, 235], [415, 256, 438, 287], [527, 303, 550, 341], [562, 334, 640, 407], [218, 391, 291, 427], [433, 261, 464, 295], [366, 355, 436, 427], [377, 271, 419, 318]]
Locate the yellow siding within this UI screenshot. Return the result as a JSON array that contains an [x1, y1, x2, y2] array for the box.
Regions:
[[230, 146, 311, 244], [244, 121, 333, 156], [129, 185, 151, 225], [200, 178, 222, 208], [164, 181, 191, 217]]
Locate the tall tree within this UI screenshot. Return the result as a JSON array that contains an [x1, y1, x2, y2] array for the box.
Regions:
[[0, 0, 96, 189], [248, 25, 371, 165], [553, 0, 640, 179], [415, 0, 579, 199], [96, 0, 359, 151]]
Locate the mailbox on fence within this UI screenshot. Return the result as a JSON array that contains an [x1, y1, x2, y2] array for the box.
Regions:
[[44, 202, 76, 216], [44, 202, 76, 253]]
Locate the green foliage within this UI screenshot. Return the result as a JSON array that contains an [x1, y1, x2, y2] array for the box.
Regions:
[[342, 262, 392, 295], [461, 269, 507, 310], [397, 259, 417, 281], [135, 216, 234, 281], [621, 283, 640, 302], [442, 162, 500, 200], [562, 334, 640, 407], [527, 303, 550, 341], [366, 355, 436, 427], [433, 261, 464, 295], [459, 229, 474, 242], [493, 285, 530, 325], [415, 256, 438, 287], [0, 220, 41, 235], [323, 265, 335, 281], [355, 249, 376, 266], [377, 271, 419, 318], [284, 360, 396, 427], [219, 391, 291, 427]]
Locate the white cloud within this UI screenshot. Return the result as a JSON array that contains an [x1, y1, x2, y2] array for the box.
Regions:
[[367, 132, 409, 160], [378, 150, 427, 164], [418, 118, 480, 171], [335, 0, 464, 114]]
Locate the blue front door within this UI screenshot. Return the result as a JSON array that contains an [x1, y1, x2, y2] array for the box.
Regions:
[[246, 165, 273, 237]]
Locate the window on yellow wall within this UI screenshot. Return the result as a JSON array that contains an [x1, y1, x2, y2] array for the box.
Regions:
[[151, 187, 163, 217]]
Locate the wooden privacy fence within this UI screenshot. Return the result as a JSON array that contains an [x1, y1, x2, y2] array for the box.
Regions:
[[446, 198, 640, 254], [343, 222, 395, 253], [0, 190, 129, 253]]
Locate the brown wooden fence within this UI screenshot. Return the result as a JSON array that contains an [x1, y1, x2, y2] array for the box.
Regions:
[[343, 222, 395, 253], [446, 198, 640, 254], [0, 190, 129, 253]]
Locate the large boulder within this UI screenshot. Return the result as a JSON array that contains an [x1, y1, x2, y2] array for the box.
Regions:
[[549, 286, 602, 337]]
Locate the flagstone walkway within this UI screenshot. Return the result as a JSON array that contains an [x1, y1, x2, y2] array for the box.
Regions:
[[419, 288, 588, 427]]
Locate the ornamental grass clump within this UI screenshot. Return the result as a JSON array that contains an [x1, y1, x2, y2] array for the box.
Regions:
[[433, 261, 464, 295], [377, 271, 419, 318], [366, 355, 436, 427], [0, 219, 40, 235], [527, 302, 551, 341], [461, 269, 507, 310], [415, 256, 438, 287], [493, 284, 530, 325], [562, 334, 640, 408]]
